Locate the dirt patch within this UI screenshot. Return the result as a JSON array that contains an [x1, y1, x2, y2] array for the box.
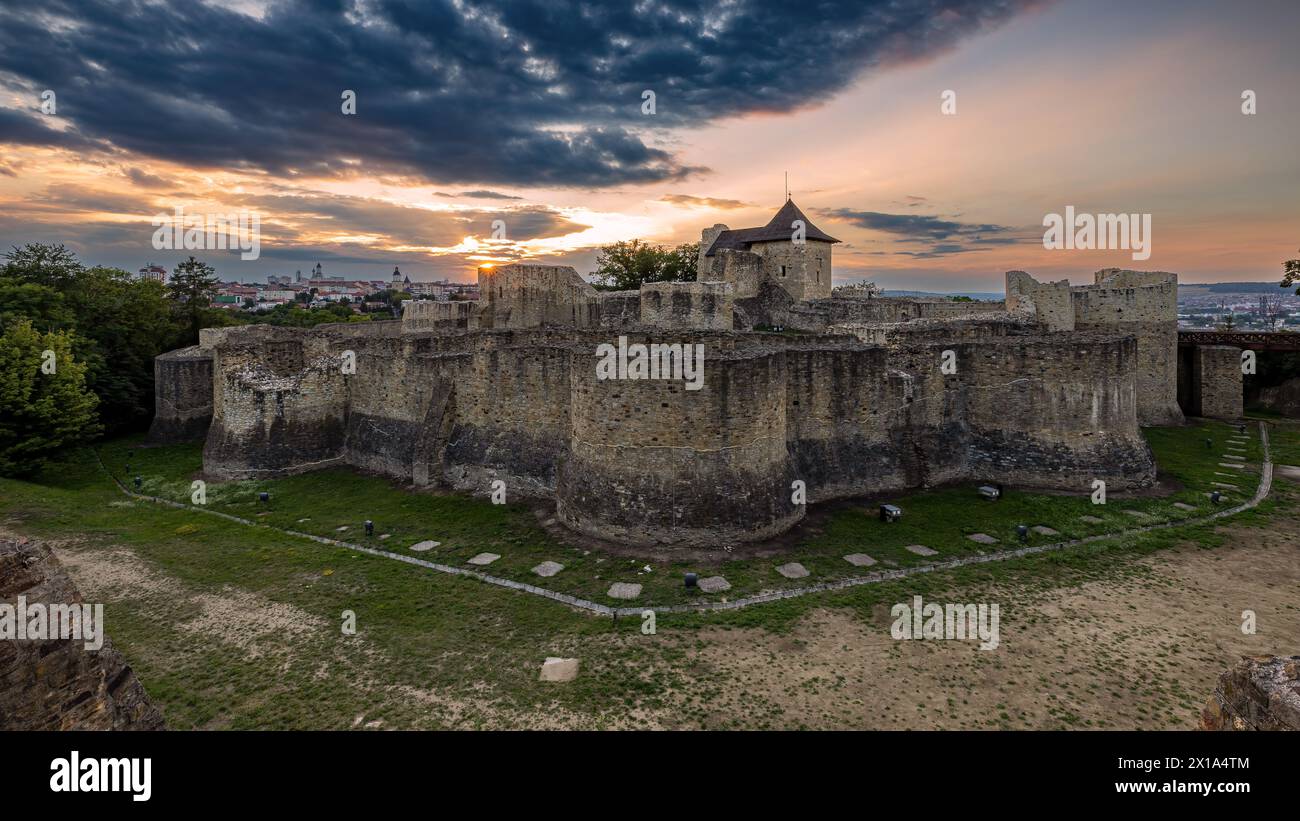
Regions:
[[667, 522, 1300, 729]]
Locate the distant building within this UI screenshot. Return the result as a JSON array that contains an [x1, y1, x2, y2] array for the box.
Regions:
[[138, 263, 168, 284]]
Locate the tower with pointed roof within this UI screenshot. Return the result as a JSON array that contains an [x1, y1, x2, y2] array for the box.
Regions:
[[697, 199, 839, 302]]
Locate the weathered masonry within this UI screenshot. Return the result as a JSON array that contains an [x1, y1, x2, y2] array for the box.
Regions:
[[148, 205, 1186, 548]]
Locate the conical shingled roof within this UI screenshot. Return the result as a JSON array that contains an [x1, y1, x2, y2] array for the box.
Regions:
[[704, 200, 840, 256]]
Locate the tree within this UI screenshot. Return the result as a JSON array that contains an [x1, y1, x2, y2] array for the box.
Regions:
[[1282, 249, 1300, 296], [1257, 293, 1285, 330], [1, 243, 83, 289], [3, 246, 181, 435], [0, 319, 100, 477], [167, 256, 221, 343], [591, 240, 698, 290]]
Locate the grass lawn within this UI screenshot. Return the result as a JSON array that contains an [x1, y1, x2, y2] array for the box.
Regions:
[[86, 418, 1266, 607]]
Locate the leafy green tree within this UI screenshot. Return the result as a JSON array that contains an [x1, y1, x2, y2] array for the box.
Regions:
[[0, 278, 74, 332], [167, 256, 221, 343], [0, 319, 100, 477], [1282, 249, 1300, 295], [591, 240, 698, 290], [1, 243, 84, 289], [2, 246, 181, 435]]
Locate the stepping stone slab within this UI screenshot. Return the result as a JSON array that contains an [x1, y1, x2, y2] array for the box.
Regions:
[[697, 576, 731, 593], [607, 582, 642, 600], [539, 658, 579, 682], [467, 552, 500, 566], [1123, 510, 1151, 518], [905, 544, 938, 556], [776, 562, 810, 579], [843, 553, 877, 567], [1080, 515, 1104, 524], [967, 533, 998, 545], [1173, 502, 1197, 511], [1212, 482, 1238, 489], [1030, 526, 1059, 536], [1222, 454, 1245, 461], [532, 561, 564, 577], [378, 534, 391, 540], [336, 526, 349, 531], [409, 540, 440, 552], [1219, 463, 1245, 470]]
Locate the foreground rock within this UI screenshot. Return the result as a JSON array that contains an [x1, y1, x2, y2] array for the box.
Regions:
[[0, 537, 165, 730], [1201, 655, 1300, 731]]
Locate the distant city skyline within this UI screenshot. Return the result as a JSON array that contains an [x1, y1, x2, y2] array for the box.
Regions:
[[2, 0, 1298, 291]]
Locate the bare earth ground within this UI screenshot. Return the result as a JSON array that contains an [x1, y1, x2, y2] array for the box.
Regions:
[[673, 526, 1300, 729], [26, 486, 1300, 730]]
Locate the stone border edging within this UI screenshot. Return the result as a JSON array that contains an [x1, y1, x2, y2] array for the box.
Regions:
[[94, 422, 1272, 618]]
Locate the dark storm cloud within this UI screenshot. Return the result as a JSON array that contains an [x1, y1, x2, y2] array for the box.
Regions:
[[823, 207, 1026, 257], [227, 192, 584, 245], [0, 0, 1041, 188], [436, 190, 524, 200]]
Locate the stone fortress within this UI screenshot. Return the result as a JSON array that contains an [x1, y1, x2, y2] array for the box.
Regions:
[[150, 201, 1212, 549]]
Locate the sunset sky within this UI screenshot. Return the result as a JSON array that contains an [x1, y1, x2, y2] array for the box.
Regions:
[[1, 0, 1297, 291]]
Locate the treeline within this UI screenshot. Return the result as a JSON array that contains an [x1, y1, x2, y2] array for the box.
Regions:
[[0, 243, 374, 478]]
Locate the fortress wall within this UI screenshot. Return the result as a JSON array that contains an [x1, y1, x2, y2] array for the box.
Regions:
[[1072, 269, 1182, 425], [340, 335, 469, 482], [715, 249, 764, 299], [782, 344, 957, 500], [442, 331, 574, 495], [698, 224, 728, 279], [1005, 270, 1074, 331], [477, 264, 601, 329], [202, 339, 349, 478], [958, 335, 1154, 489], [638, 281, 734, 330], [1193, 345, 1243, 420], [146, 345, 214, 443], [558, 340, 800, 547], [594, 290, 641, 330], [402, 300, 481, 331]]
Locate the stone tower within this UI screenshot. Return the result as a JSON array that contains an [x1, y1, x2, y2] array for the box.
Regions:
[[698, 200, 839, 302]]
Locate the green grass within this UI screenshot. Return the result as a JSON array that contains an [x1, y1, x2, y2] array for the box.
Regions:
[[88, 419, 1265, 607], [0, 418, 1292, 728]]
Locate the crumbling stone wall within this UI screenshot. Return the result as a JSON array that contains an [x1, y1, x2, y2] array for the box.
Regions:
[[146, 345, 214, 443], [477, 264, 604, 329], [1202, 655, 1300, 731], [1190, 345, 1244, 420], [203, 329, 350, 478], [560, 339, 800, 546], [0, 537, 164, 730], [1006, 270, 1074, 331], [1072, 268, 1183, 425], [639, 281, 734, 331], [402, 299, 482, 331]]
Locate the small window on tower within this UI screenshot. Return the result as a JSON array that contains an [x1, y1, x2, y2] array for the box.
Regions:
[[780, 265, 787, 278]]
